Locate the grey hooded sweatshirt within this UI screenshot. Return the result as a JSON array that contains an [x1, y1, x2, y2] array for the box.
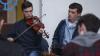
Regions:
[[71, 32, 100, 47]]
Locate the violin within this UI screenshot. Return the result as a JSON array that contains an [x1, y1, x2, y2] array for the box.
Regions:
[[26, 16, 49, 38], [7, 16, 49, 42]]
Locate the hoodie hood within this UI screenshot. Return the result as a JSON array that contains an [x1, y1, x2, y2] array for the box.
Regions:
[[71, 32, 100, 47]]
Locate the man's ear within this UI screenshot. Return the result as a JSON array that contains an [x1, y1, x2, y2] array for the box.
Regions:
[[78, 23, 86, 35]]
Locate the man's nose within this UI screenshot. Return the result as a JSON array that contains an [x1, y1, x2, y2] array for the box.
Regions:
[[68, 12, 72, 15], [27, 11, 31, 14], [28, 12, 32, 15]]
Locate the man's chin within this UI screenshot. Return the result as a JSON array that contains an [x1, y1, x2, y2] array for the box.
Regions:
[[25, 17, 32, 19]]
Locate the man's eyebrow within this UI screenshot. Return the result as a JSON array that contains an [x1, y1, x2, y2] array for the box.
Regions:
[[24, 10, 32, 12]]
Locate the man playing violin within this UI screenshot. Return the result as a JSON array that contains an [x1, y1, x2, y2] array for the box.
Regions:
[[7, 1, 48, 56]]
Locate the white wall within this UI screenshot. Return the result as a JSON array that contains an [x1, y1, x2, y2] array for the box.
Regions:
[[28, 0, 100, 51], [28, 0, 42, 17]]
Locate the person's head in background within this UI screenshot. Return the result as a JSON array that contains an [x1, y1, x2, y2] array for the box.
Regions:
[[68, 3, 83, 23], [22, 1, 33, 19], [77, 13, 100, 35]]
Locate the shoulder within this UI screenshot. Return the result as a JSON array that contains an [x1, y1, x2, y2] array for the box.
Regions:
[[64, 42, 80, 50], [16, 19, 24, 23], [60, 19, 66, 24], [15, 19, 25, 25], [93, 40, 100, 47], [62, 43, 80, 56], [58, 19, 66, 27]]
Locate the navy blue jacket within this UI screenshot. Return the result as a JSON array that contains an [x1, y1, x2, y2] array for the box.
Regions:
[[51, 19, 77, 55], [7, 19, 46, 55]]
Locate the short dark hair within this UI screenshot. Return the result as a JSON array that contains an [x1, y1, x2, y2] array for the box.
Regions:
[[69, 3, 83, 14], [22, 1, 33, 10], [77, 13, 100, 33]]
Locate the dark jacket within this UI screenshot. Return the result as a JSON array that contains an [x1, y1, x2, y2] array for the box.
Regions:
[[0, 40, 26, 56], [51, 19, 76, 55], [7, 19, 43, 55], [63, 32, 100, 56]]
